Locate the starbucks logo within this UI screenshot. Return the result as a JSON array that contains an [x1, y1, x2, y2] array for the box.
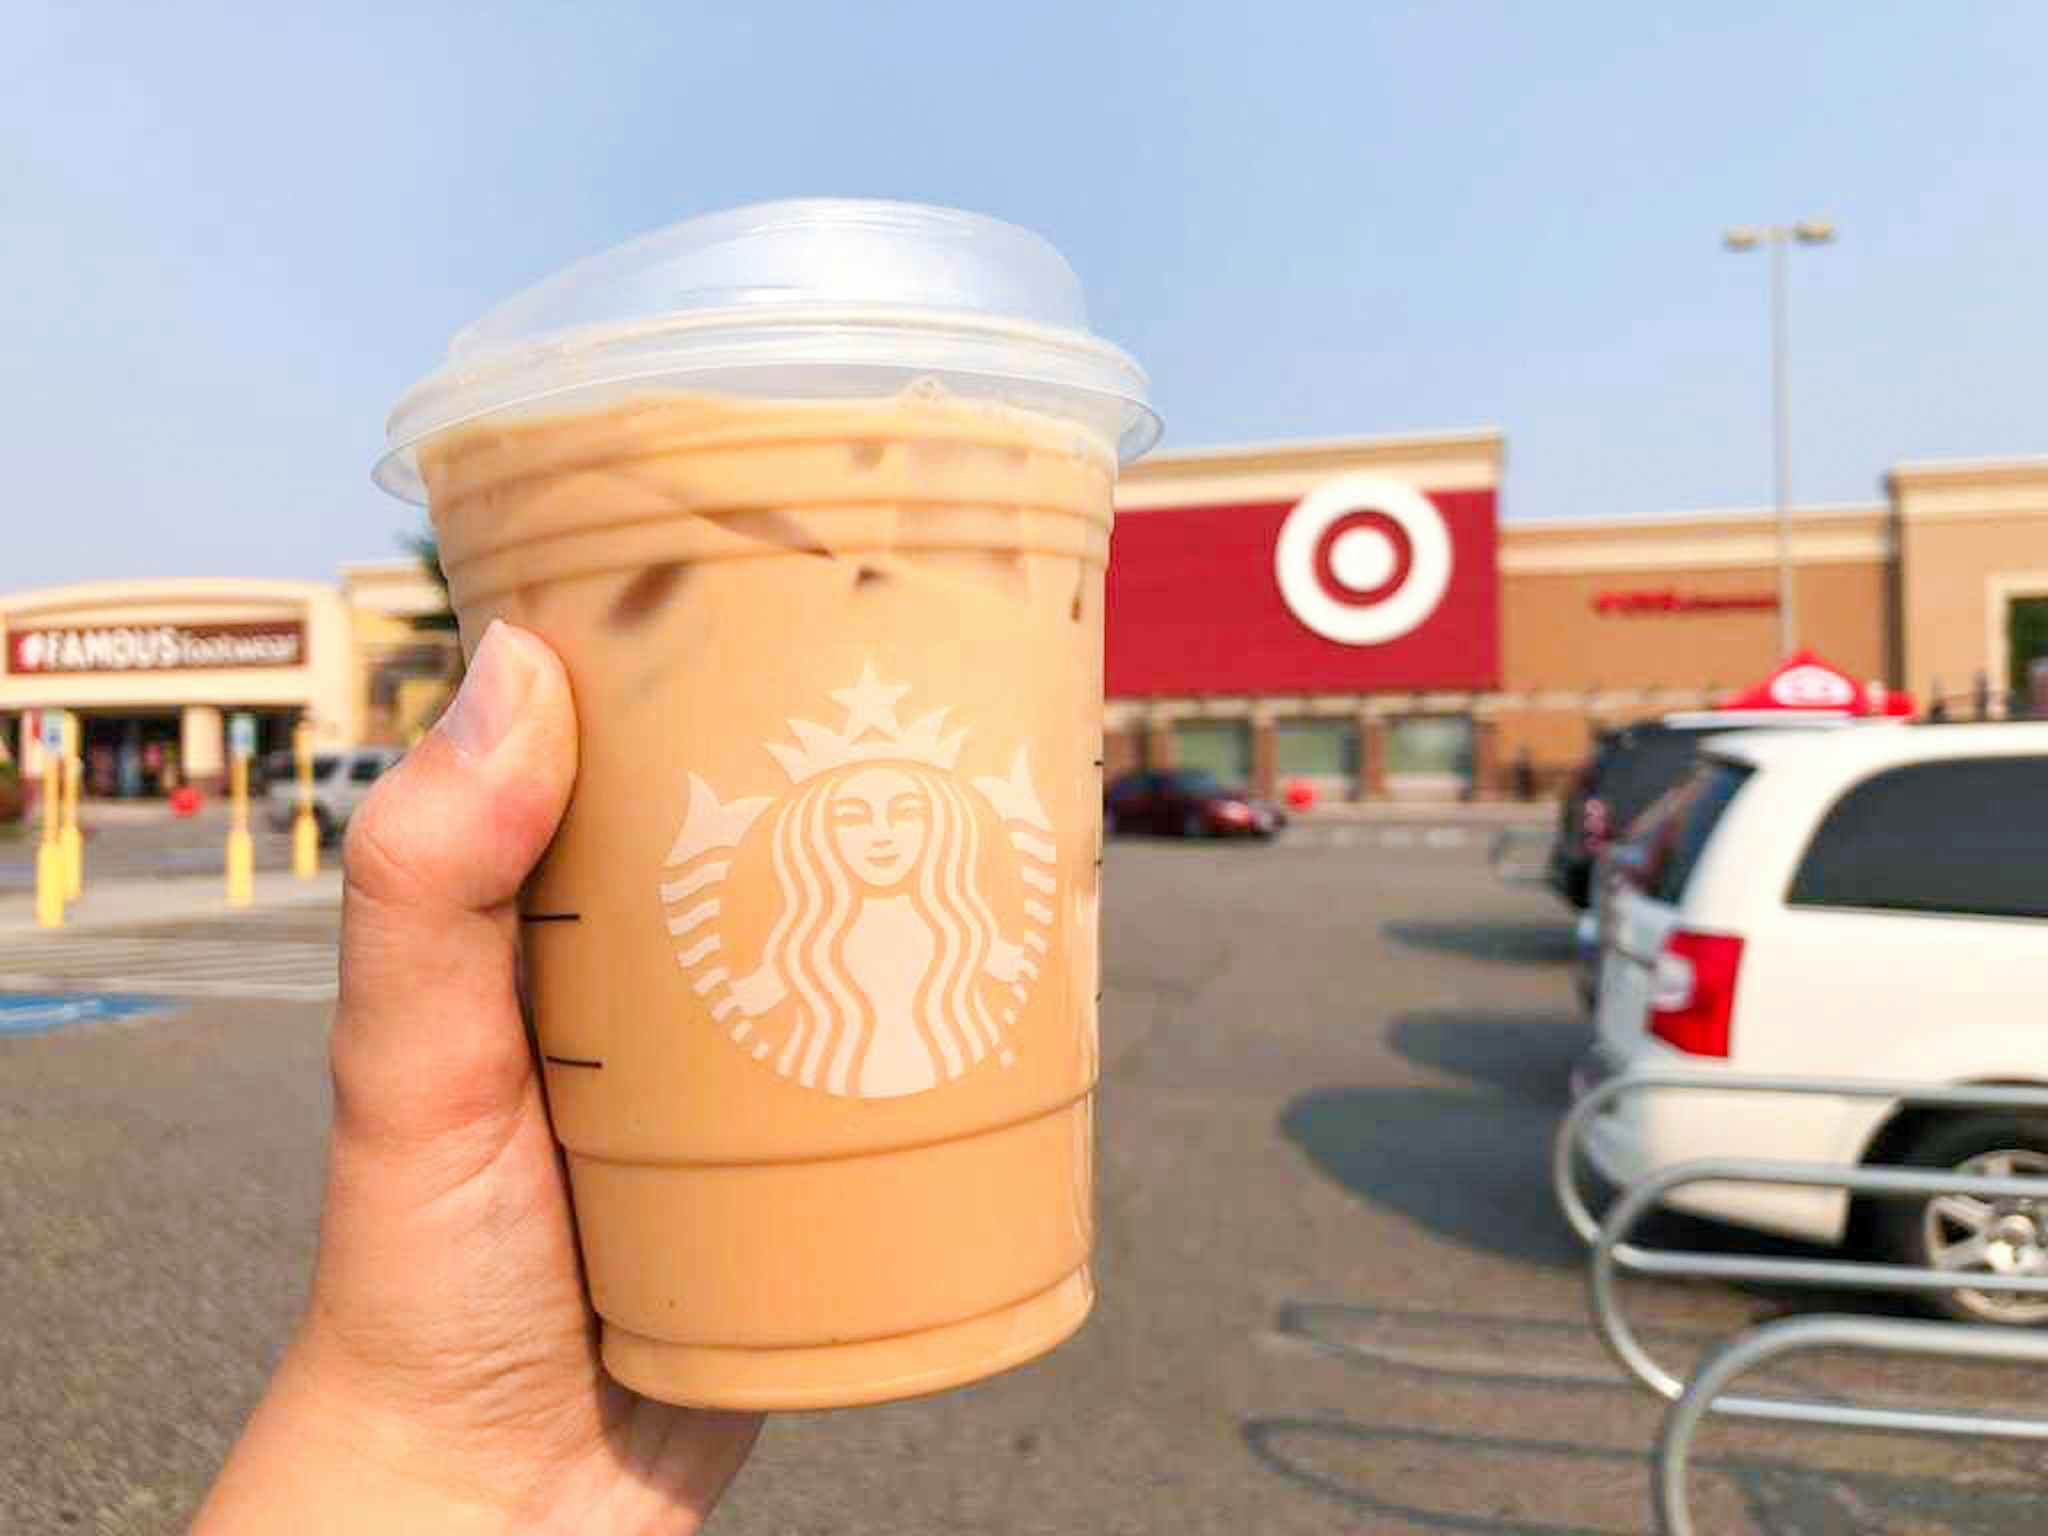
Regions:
[[660, 663, 1057, 1099]]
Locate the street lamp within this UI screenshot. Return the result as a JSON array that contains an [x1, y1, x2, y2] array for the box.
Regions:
[[1724, 219, 1835, 656]]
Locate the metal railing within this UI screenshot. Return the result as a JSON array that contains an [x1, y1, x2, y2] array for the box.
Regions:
[[1553, 1070, 2048, 1535]]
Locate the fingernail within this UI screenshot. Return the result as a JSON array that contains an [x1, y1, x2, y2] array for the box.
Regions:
[[438, 620, 539, 760]]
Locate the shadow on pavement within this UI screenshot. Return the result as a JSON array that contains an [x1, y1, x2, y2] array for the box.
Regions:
[[1383, 917, 1577, 967], [1285, 1009, 1897, 1283], [1387, 1009, 1585, 1103], [1242, 1416, 2042, 1535], [1281, 1082, 1584, 1269]]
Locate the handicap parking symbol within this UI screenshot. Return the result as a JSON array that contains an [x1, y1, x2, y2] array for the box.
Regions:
[[0, 993, 180, 1036]]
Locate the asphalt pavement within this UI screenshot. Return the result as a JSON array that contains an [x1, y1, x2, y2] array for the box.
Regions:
[[0, 801, 308, 892], [4, 823, 2046, 1533]]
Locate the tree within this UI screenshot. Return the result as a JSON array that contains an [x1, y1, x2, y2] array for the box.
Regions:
[[364, 531, 465, 742], [407, 531, 458, 632]]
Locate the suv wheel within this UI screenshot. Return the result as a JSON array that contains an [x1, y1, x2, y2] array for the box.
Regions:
[[1874, 1114, 2048, 1326]]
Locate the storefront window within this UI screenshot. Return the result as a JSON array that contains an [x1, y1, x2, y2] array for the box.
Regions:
[[1172, 719, 1252, 788], [1275, 718, 1359, 785], [1385, 716, 1473, 797]]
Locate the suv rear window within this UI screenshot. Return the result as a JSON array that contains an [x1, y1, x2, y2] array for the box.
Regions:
[[1788, 756, 2048, 919], [1652, 760, 1754, 903], [1596, 730, 1708, 834]]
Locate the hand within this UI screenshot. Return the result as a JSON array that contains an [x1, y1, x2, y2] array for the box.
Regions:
[[197, 620, 761, 1534]]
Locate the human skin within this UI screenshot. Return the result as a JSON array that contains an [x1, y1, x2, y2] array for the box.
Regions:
[[193, 620, 761, 1535]]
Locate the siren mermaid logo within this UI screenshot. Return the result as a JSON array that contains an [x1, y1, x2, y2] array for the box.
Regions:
[[660, 663, 1057, 1099]]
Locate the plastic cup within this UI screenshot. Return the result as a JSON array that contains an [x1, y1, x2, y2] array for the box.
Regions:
[[375, 200, 1156, 1409]]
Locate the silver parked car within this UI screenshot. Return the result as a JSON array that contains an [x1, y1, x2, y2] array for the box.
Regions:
[[264, 747, 403, 843]]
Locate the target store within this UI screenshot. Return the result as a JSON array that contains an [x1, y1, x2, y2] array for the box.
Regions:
[[1102, 432, 2048, 802]]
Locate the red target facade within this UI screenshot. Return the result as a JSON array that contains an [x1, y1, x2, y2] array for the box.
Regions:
[[1102, 430, 1507, 801], [1105, 486, 1499, 697]]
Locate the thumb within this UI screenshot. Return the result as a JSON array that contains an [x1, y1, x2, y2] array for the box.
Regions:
[[332, 619, 578, 1154]]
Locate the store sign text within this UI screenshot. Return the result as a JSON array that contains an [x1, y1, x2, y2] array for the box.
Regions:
[[1592, 589, 1778, 616], [7, 621, 306, 675]]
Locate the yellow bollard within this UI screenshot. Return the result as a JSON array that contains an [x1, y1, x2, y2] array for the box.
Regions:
[[59, 713, 82, 902], [291, 719, 318, 879], [226, 750, 255, 908], [35, 745, 63, 930]]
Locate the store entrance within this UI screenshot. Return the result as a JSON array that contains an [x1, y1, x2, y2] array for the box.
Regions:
[[68, 707, 305, 799], [242, 708, 304, 792], [2009, 595, 2048, 717], [80, 713, 183, 798]]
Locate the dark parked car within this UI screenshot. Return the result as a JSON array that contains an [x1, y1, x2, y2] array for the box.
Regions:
[[1547, 711, 1855, 908], [1105, 770, 1282, 839]]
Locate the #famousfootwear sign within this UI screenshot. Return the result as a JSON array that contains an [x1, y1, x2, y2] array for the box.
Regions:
[[6, 620, 306, 675]]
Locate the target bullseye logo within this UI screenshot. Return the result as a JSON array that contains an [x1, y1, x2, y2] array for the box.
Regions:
[[1273, 474, 1454, 646]]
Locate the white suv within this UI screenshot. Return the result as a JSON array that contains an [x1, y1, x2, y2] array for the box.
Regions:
[[1579, 722, 2048, 1323], [263, 747, 403, 843]]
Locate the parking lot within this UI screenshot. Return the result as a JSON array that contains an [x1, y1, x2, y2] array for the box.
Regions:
[[5, 821, 2046, 1533]]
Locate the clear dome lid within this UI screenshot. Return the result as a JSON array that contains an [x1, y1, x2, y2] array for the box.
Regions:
[[375, 199, 1159, 500]]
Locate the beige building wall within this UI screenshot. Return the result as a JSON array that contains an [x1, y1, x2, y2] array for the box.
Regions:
[[341, 560, 450, 623], [1889, 459, 2048, 708], [1492, 505, 1896, 789], [181, 706, 225, 785], [1500, 505, 1893, 693]]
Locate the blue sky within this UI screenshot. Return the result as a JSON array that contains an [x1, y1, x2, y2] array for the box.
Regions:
[[7, 2, 2046, 586]]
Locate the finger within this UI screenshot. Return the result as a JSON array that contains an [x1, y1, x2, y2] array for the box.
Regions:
[[331, 619, 578, 1154]]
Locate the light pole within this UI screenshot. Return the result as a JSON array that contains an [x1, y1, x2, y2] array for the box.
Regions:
[[1724, 219, 1834, 657]]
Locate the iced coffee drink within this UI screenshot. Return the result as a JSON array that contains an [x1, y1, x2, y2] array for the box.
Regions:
[[377, 201, 1156, 1409]]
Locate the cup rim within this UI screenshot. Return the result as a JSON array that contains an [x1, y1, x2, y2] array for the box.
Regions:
[[374, 304, 1161, 504]]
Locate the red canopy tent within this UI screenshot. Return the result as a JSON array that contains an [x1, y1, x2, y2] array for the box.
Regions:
[[1719, 649, 1916, 718]]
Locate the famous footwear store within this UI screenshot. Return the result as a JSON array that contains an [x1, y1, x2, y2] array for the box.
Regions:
[[5, 447, 2044, 801], [0, 570, 456, 795]]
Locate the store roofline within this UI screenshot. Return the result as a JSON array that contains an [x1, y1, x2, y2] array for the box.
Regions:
[[0, 575, 339, 614], [1507, 500, 1889, 533], [339, 558, 429, 576], [1125, 425, 1505, 476], [1886, 454, 2048, 487]]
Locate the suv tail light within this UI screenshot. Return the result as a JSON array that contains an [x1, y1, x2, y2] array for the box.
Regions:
[[1646, 928, 1744, 1058]]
